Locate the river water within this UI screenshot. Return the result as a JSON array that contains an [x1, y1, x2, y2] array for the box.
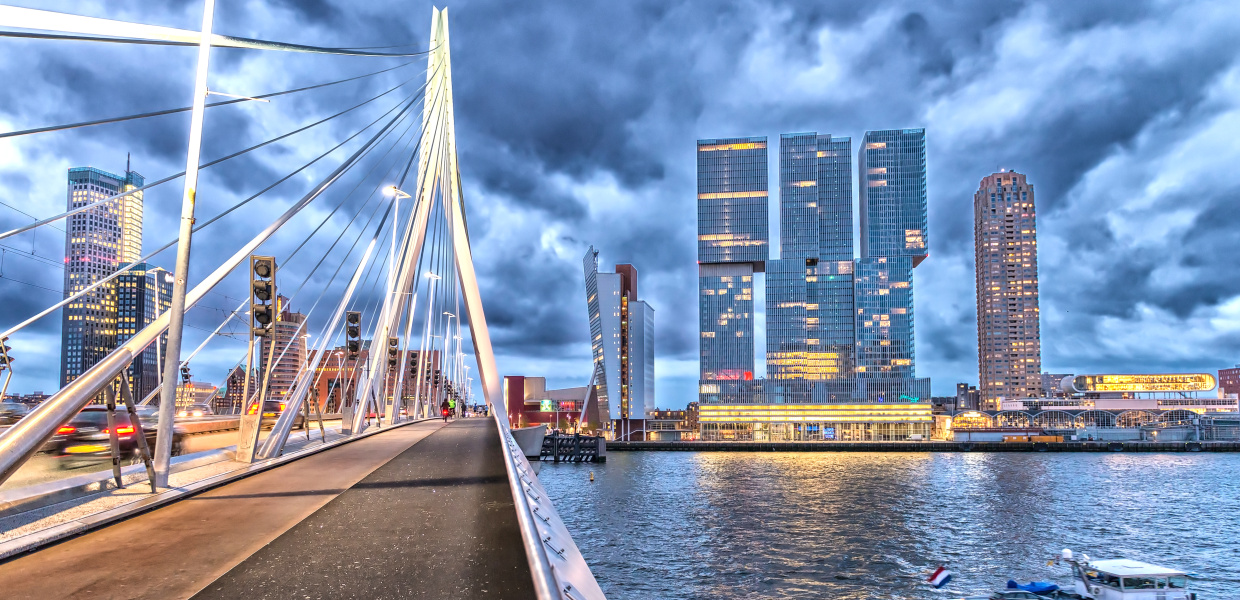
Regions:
[[538, 451, 1239, 599]]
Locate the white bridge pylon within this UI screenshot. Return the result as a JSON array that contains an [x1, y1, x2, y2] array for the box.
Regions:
[[349, 7, 504, 434], [253, 7, 507, 456]]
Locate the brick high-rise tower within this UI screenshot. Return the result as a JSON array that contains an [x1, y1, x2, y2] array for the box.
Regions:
[[974, 170, 1042, 409]]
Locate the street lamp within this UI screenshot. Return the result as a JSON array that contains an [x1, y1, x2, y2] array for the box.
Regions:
[[383, 186, 411, 294]]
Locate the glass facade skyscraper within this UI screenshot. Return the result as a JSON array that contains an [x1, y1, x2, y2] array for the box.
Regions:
[[858, 129, 927, 265], [697, 138, 768, 396], [767, 133, 855, 385], [697, 129, 931, 440], [855, 129, 927, 382], [61, 166, 144, 392], [584, 247, 656, 440]]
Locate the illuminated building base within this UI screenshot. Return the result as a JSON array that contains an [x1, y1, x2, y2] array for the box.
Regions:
[[699, 403, 932, 442]]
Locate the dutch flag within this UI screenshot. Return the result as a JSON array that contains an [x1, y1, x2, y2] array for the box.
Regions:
[[927, 566, 952, 588]]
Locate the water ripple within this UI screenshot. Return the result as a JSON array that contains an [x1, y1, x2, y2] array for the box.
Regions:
[[539, 452, 1240, 599]]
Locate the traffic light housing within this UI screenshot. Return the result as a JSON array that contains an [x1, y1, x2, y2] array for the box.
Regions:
[[407, 351, 419, 375], [249, 256, 277, 337], [180, 365, 191, 384], [386, 337, 398, 370], [345, 311, 361, 359]]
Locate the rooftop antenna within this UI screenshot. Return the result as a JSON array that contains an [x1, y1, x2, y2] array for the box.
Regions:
[[126, 152, 131, 174]]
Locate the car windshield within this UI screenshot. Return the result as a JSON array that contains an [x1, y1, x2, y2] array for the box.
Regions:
[[0, 403, 28, 413], [262, 401, 282, 411], [71, 411, 132, 428]]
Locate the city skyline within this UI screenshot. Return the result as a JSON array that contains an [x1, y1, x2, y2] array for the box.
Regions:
[[2, 1, 1239, 405]]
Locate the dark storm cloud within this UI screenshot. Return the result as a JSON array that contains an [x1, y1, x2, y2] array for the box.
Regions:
[[2, 0, 1239, 401]]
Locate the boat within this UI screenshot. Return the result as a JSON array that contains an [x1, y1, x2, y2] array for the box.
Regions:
[[951, 549, 1197, 600], [1059, 549, 1196, 600]]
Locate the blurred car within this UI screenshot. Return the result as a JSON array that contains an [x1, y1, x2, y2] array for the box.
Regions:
[[248, 400, 305, 429], [176, 403, 214, 418], [51, 406, 158, 469], [0, 402, 31, 425]]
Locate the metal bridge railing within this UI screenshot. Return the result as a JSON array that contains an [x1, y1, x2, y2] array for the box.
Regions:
[[493, 413, 606, 600]]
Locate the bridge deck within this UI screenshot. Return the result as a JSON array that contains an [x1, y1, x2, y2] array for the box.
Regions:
[[0, 418, 534, 600]]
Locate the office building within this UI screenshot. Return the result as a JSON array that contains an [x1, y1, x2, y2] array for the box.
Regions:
[[696, 137, 768, 402], [696, 129, 931, 441], [1218, 365, 1240, 397], [115, 262, 171, 401], [583, 247, 655, 440], [219, 365, 248, 413], [1041, 372, 1071, 399], [257, 296, 306, 403], [855, 129, 926, 382], [767, 133, 855, 385], [61, 165, 144, 392], [975, 171, 1042, 409]]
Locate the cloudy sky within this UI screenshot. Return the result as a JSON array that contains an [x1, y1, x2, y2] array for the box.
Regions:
[[1, 0, 1239, 406]]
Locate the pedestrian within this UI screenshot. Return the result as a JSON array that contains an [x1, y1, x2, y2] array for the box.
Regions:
[[440, 398, 450, 423]]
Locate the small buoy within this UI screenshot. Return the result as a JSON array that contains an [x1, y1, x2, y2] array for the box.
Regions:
[[589, 471, 595, 482]]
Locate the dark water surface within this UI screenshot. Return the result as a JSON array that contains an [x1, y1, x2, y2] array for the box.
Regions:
[[538, 452, 1240, 599]]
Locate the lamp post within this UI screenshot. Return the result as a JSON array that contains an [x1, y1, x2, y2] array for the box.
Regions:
[[382, 186, 411, 301]]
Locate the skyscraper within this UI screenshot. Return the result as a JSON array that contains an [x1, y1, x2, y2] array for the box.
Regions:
[[61, 166, 144, 391], [855, 129, 927, 387], [584, 247, 655, 440], [974, 171, 1042, 408], [767, 133, 855, 386], [696, 137, 768, 403], [696, 129, 932, 441], [115, 262, 171, 400]]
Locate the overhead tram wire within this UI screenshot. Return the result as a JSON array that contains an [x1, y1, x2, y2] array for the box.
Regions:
[[0, 85, 427, 341], [0, 59, 422, 140], [0, 64, 438, 243]]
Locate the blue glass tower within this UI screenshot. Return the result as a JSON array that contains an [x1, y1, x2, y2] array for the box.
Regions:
[[697, 137, 768, 399], [855, 129, 927, 384], [767, 133, 855, 385]]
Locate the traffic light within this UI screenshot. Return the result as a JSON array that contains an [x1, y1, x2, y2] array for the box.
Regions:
[[433, 370, 441, 386], [407, 351, 419, 375], [180, 365, 191, 384], [345, 311, 361, 359], [0, 338, 12, 371], [386, 337, 398, 370], [249, 256, 277, 337]]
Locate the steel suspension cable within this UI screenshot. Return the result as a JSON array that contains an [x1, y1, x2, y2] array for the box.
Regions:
[[0, 88, 421, 341], [0, 6, 432, 57], [0, 60, 421, 139], [0, 67, 432, 242]]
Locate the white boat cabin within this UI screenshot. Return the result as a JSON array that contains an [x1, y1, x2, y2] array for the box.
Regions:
[[1073, 559, 1192, 600]]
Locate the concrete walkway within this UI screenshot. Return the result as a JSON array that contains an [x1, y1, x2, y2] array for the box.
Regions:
[[193, 418, 534, 599], [0, 420, 447, 599]]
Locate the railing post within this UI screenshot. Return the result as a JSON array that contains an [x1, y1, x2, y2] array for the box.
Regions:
[[153, 0, 216, 488]]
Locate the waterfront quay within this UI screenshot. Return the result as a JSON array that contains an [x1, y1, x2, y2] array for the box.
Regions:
[[606, 440, 1240, 452]]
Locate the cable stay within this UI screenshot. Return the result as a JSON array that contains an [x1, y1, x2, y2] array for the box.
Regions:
[[0, 65, 434, 243], [0, 5, 431, 57], [0, 59, 421, 140]]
